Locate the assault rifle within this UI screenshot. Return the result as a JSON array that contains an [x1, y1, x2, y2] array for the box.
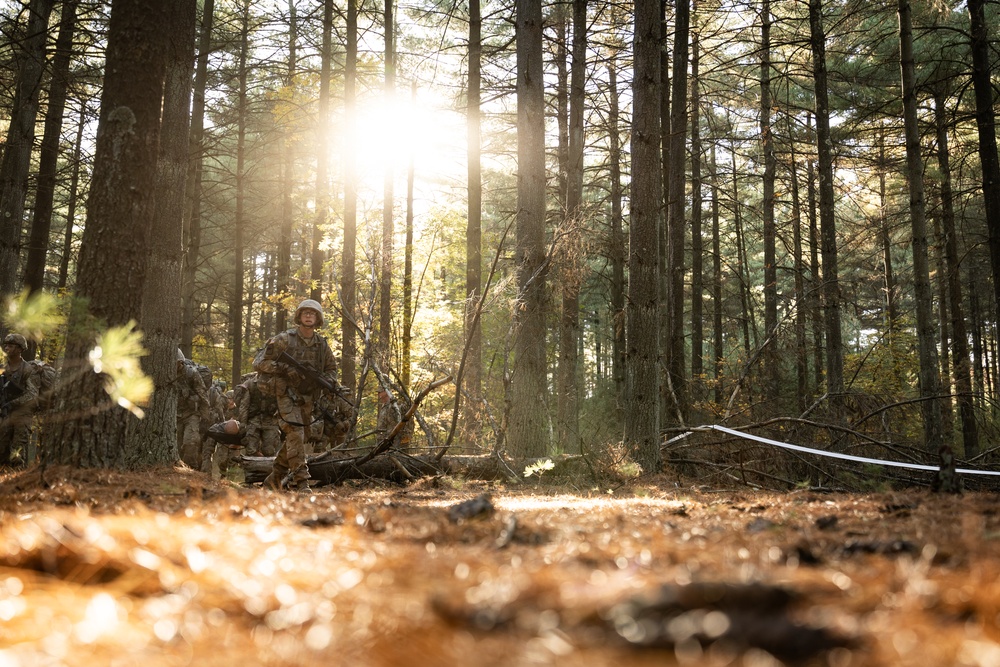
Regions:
[[276, 351, 351, 401]]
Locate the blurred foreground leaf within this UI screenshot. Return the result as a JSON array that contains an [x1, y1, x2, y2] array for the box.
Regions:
[[88, 322, 153, 417]]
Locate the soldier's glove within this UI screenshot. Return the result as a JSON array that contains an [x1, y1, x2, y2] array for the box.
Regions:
[[278, 363, 304, 388]]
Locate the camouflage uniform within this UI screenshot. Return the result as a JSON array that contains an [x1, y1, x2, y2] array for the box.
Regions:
[[176, 358, 210, 468], [236, 373, 281, 457], [253, 301, 340, 490], [200, 382, 234, 475], [377, 390, 414, 452], [0, 334, 40, 467], [313, 391, 354, 451]]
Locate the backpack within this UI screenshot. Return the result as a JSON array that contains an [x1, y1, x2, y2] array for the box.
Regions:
[[28, 359, 58, 410]]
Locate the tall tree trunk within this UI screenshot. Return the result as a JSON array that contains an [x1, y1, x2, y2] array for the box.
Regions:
[[808, 0, 844, 396], [731, 142, 752, 358], [126, 0, 196, 467], [180, 0, 214, 357], [24, 0, 78, 295], [229, 3, 250, 386], [805, 125, 823, 394], [624, 0, 662, 473], [341, 0, 359, 392], [710, 144, 724, 405], [57, 103, 86, 290], [557, 0, 585, 448], [665, 0, 689, 424], [898, 0, 950, 488], [379, 0, 394, 358], [760, 0, 779, 399], [967, 0, 1000, 321], [934, 86, 979, 458], [789, 143, 808, 412], [0, 0, 55, 301], [403, 82, 415, 390], [876, 127, 897, 328], [932, 211, 954, 439], [689, 1, 704, 407], [310, 0, 333, 304], [43, 0, 169, 468], [607, 58, 626, 415], [311, 0, 333, 307], [509, 0, 548, 459], [464, 0, 482, 430], [277, 0, 297, 333]]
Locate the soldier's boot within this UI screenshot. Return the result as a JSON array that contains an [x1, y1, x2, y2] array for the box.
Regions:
[[263, 463, 289, 491], [285, 464, 311, 492]]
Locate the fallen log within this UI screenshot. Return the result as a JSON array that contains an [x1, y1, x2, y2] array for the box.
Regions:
[[241, 453, 591, 487]]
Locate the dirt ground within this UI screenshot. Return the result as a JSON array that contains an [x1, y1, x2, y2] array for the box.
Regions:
[[1, 464, 999, 667]]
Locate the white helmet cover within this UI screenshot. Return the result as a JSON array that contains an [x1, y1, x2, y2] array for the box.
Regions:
[[294, 299, 324, 327]]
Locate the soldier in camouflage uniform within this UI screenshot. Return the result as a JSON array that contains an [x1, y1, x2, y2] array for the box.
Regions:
[[253, 299, 341, 491], [313, 388, 354, 451], [376, 386, 414, 452], [0, 333, 39, 467], [235, 373, 281, 457], [176, 351, 211, 468]]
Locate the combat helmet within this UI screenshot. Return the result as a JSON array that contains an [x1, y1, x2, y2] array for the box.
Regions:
[[294, 299, 324, 327], [3, 333, 27, 349]]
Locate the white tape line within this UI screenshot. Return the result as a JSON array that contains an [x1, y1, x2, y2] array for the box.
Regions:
[[693, 424, 1000, 477]]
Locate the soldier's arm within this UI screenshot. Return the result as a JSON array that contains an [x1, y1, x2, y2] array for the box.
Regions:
[[253, 334, 289, 375], [13, 369, 39, 407]]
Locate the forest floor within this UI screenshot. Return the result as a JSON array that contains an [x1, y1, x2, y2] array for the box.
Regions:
[[0, 464, 998, 667]]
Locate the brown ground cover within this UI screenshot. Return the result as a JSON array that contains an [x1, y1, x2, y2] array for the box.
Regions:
[[1, 465, 998, 666]]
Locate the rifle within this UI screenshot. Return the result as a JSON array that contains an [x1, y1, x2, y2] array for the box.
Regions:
[[276, 351, 351, 401], [0, 375, 24, 420]]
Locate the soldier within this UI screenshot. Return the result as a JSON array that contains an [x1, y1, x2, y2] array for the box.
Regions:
[[236, 373, 281, 457], [0, 333, 39, 467], [176, 350, 210, 469], [313, 388, 354, 451], [200, 379, 236, 476], [253, 299, 341, 491], [376, 386, 414, 452]]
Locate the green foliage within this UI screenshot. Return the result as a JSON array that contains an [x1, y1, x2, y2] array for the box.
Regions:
[[3, 291, 153, 418], [3, 289, 64, 344]]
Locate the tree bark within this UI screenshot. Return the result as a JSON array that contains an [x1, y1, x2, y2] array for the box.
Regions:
[[229, 2, 250, 385], [126, 0, 196, 468], [665, 0, 689, 424], [509, 0, 548, 459], [808, 0, 844, 396], [379, 0, 393, 358], [24, 0, 78, 295], [967, 0, 1000, 323], [464, 0, 482, 432], [180, 0, 214, 357], [0, 0, 55, 301], [276, 0, 297, 333], [341, 0, 359, 392], [43, 0, 169, 468], [607, 58, 626, 416], [689, 7, 704, 406], [556, 0, 586, 448], [933, 86, 978, 458], [759, 0, 779, 399], [624, 0, 662, 473], [897, 0, 950, 488]]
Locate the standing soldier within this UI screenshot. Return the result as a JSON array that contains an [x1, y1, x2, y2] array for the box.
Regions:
[[253, 299, 340, 491], [236, 373, 281, 457], [176, 350, 210, 468], [0, 333, 39, 466]]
